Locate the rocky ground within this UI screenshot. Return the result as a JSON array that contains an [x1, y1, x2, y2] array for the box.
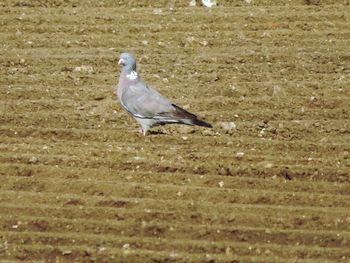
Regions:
[[1, 0, 349, 262]]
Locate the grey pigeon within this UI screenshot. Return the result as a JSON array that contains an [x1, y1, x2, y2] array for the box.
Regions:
[[116, 53, 212, 135]]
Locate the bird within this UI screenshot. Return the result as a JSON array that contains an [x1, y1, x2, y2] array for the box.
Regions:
[[116, 53, 212, 135], [189, 0, 217, 7]]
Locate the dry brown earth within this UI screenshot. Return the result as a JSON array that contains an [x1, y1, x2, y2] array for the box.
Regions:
[[1, 0, 350, 262]]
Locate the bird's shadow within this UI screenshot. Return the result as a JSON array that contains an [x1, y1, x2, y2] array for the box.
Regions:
[[146, 127, 199, 136], [147, 130, 167, 135]]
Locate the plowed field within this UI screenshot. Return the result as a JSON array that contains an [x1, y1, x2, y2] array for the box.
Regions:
[[1, 0, 350, 262]]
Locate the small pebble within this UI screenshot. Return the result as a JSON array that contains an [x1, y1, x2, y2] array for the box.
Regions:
[[236, 152, 244, 158], [62, 250, 72, 256], [74, 65, 94, 73], [219, 122, 236, 134], [122, 243, 130, 249], [28, 156, 38, 164]]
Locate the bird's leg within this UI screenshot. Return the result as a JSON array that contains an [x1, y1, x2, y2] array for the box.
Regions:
[[139, 127, 148, 136], [141, 128, 148, 136], [137, 127, 148, 136]]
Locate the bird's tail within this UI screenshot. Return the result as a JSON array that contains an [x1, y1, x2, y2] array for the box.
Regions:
[[189, 118, 212, 128], [170, 104, 212, 128]]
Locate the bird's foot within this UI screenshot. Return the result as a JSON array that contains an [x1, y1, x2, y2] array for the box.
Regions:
[[138, 128, 147, 136]]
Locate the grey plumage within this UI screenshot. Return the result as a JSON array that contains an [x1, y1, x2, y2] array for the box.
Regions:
[[116, 53, 212, 135]]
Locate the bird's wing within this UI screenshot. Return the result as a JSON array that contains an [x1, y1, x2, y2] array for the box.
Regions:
[[120, 80, 197, 122]]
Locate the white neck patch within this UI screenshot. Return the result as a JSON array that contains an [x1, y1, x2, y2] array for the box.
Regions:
[[126, 71, 138, 80]]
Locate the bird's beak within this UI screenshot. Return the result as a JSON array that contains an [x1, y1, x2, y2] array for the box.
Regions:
[[118, 58, 124, 65]]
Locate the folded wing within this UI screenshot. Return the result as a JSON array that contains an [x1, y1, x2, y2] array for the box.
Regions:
[[120, 81, 211, 127]]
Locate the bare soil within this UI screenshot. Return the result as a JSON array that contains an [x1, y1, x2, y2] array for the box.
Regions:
[[1, 0, 350, 262]]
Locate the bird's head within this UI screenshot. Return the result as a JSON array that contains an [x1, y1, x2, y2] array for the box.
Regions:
[[118, 53, 137, 71]]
